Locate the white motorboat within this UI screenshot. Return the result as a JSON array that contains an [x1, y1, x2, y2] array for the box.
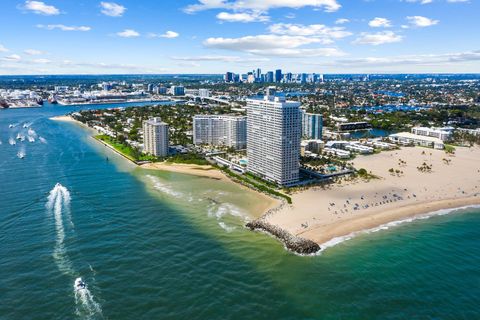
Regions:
[[74, 277, 86, 291]]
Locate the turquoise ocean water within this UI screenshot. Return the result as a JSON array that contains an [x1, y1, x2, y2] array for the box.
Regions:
[[0, 103, 479, 319]]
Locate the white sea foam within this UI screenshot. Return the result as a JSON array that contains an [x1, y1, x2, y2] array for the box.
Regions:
[[147, 175, 183, 198], [74, 281, 103, 318], [207, 202, 246, 233], [218, 222, 236, 233], [27, 128, 37, 137], [317, 204, 480, 255], [38, 136, 47, 144], [46, 183, 74, 275], [207, 202, 244, 220]]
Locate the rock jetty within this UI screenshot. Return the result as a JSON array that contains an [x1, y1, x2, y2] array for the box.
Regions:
[[246, 220, 320, 255]]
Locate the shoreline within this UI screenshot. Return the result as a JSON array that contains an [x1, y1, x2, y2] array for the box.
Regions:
[[52, 115, 480, 255], [263, 145, 480, 254], [50, 114, 280, 218], [304, 196, 480, 249]]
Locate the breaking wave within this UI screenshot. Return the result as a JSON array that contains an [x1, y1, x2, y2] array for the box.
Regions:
[[146, 175, 184, 198], [317, 204, 480, 255]]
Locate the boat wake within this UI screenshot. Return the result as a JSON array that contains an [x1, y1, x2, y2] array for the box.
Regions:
[[317, 204, 480, 255], [74, 278, 103, 319], [46, 183, 74, 275], [46, 184, 103, 318]]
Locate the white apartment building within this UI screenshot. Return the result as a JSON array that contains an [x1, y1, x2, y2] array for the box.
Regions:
[[411, 127, 453, 141], [193, 115, 247, 150], [198, 89, 210, 98], [143, 117, 169, 157], [246, 92, 301, 186]]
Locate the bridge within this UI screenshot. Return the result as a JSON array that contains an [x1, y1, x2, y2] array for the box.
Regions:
[[185, 94, 231, 105]]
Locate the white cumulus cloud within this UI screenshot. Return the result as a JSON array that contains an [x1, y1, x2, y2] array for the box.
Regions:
[[406, 15, 439, 27], [335, 18, 350, 24], [268, 23, 351, 44], [100, 2, 126, 17], [403, 0, 433, 4], [2, 54, 22, 61], [216, 11, 269, 23], [171, 55, 269, 63], [148, 31, 180, 38], [0, 44, 9, 52], [116, 29, 140, 38], [204, 34, 345, 57], [184, 0, 341, 13], [24, 49, 44, 55], [22, 0, 60, 15], [36, 24, 91, 31], [33, 58, 51, 64], [369, 17, 392, 28], [353, 31, 403, 45]]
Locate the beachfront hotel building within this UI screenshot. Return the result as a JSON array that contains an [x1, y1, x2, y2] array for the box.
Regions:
[[389, 132, 445, 149], [411, 127, 454, 141], [143, 117, 169, 157], [193, 115, 247, 150], [301, 111, 323, 139], [246, 88, 301, 186]]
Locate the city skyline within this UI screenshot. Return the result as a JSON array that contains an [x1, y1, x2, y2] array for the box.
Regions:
[[0, 0, 479, 75]]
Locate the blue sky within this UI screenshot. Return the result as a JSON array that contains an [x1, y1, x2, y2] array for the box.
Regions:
[[0, 0, 478, 74]]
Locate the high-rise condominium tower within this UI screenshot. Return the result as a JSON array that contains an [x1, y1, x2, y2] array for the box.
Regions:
[[143, 117, 169, 157], [246, 88, 301, 186]]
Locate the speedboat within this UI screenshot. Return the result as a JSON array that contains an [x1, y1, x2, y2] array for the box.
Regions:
[[9, 124, 14, 128], [16, 133, 21, 140], [75, 277, 86, 291]]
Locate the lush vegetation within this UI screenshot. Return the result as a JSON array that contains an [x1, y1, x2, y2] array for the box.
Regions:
[[453, 131, 480, 147], [356, 168, 379, 180], [95, 135, 156, 162], [165, 153, 209, 165], [220, 167, 292, 204], [75, 103, 237, 146]]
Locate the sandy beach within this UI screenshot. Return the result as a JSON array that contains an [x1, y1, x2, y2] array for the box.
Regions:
[[141, 162, 227, 180], [265, 146, 480, 247]]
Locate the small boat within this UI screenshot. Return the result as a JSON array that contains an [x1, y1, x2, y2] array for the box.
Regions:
[[9, 124, 14, 128], [16, 133, 22, 140], [74, 277, 86, 291], [17, 152, 25, 159]]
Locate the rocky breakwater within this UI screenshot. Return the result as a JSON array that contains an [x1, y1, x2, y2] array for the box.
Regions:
[[246, 220, 320, 255]]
